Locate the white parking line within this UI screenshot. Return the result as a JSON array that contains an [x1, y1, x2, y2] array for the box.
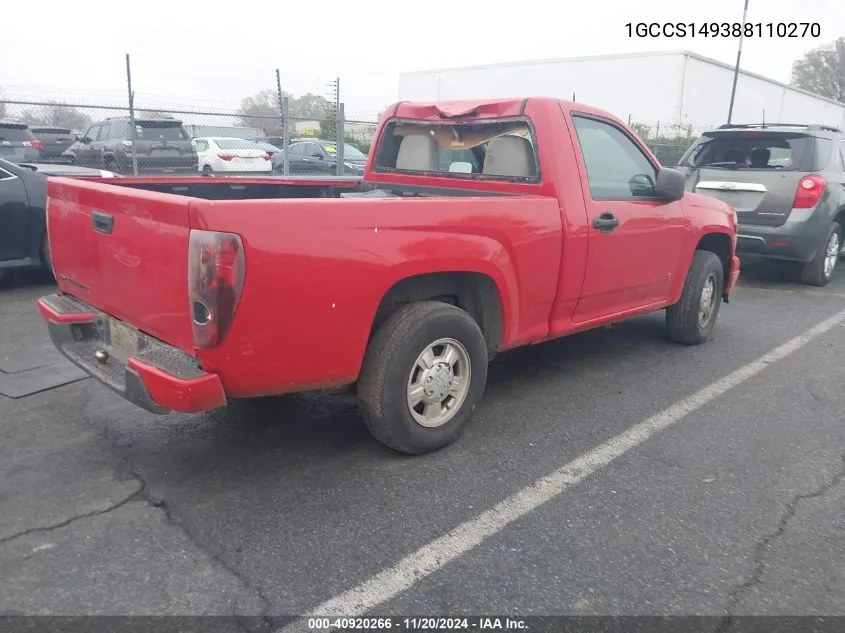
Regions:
[[279, 308, 845, 630]]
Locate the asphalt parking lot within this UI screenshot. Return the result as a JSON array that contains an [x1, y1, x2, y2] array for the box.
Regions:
[[1, 258, 844, 630]]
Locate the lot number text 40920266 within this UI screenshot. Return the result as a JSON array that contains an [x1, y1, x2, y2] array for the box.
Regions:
[[625, 22, 821, 38]]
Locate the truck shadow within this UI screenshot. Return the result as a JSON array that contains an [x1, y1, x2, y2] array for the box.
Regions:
[[108, 311, 673, 471], [0, 268, 56, 291]]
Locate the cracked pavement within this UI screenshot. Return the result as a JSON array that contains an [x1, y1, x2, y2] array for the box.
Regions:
[[1, 260, 845, 620]]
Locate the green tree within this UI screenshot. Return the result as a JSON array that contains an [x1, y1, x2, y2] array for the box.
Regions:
[[238, 89, 333, 134], [238, 89, 281, 132], [791, 37, 845, 101]]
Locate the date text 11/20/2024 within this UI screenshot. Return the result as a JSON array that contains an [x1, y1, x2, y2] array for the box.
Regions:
[[307, 617, 528, 630], [625, 22, 821, 38]]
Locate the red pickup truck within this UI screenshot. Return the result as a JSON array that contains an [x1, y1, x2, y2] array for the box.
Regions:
[[38, 97, 740, 455]]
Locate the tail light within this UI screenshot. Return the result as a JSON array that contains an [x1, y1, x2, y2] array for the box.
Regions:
[[217, 154, 235, 161], [793, 175, 826, 209], [122, 140, 134, 154], [263, 154, 270, 161], [25, 140, 45, 150], [188, 230, 246, 348]]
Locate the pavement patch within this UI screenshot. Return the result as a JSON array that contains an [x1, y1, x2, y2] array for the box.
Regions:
[[0, 362, 88, 399], [0, 345, 65, 374]]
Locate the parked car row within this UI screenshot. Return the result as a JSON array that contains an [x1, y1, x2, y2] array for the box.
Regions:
[[2, 117, 373, 178], [1, 120, 84, 164]]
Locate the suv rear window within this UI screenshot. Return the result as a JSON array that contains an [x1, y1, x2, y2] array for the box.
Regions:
[[136, 122, 188, 141], [374, 118, 539, 181], [0, 124, 35, 142], [679, 131, 819, 171]]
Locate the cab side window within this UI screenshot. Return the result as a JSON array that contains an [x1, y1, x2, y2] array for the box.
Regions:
[[84, 125, 101, 142], [572, 115, 658, 200]]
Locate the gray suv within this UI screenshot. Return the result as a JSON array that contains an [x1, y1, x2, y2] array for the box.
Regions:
[[677, 123, 845, 286]]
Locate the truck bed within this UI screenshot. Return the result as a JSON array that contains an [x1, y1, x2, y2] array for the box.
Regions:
[[108, 175, 366, 200]]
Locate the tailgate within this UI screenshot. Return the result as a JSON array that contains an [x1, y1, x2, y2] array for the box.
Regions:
[[46, 177, 194, 351], [689, 169, 804, 227]]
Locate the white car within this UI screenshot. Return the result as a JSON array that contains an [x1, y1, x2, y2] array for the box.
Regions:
[[192, 137, 272, 175]]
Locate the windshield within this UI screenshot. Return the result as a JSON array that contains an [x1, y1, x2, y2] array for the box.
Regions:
[[679, 131, 813, 171], [374, 118, 538, 181]]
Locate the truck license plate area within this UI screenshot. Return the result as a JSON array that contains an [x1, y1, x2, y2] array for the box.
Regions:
[[108, 319, 141, 358]]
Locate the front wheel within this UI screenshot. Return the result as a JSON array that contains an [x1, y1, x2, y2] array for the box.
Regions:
[[357, 301, 488, 455], [666, 250, 724, 345]]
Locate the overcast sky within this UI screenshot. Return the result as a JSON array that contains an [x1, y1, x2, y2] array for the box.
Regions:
[[1, 0, 842, 119]]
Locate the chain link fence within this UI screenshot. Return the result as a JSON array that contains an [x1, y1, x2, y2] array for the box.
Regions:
[[2, 82, 710, 178], [627, 119, 716, 167], [0, 97, 380, 177]]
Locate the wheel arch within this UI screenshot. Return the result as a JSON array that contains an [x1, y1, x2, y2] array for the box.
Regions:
[[372, 271, 507, 357]]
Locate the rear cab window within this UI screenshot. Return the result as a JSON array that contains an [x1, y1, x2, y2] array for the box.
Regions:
[[373, 118, 539, 182], [679, 129, 829, 172]]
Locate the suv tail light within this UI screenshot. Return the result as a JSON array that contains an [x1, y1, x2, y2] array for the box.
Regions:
[[122, 140, 134, 154], [188, 230, 246, 348], [793, 175, 826, 209], [24, 140, 44, 150], [217, 154, 235, 161]]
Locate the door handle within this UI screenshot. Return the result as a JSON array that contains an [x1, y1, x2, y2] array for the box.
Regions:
[[92, 211, 114, 234], [592, 213, 620, 233]]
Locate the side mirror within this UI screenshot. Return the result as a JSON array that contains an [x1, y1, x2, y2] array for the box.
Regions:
[[312, 152, 324, 159], [628, 173, 655, 197], [653, 167, 686, 202], [80, 137, 91, 144]]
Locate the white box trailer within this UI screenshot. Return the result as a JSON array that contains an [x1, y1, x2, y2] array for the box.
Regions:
[[398, 50, 845, 133]]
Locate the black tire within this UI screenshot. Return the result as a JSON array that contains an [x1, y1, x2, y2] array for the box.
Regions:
[[202, 165, 214, 176], [800, 223, 841, 287], [666, 250, 724, 345], [104, 158, 120, 174], [357, 301, 488, 455], [41, 232, 54, 278]]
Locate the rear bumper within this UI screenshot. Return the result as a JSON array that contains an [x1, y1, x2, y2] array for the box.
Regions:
[[37, 293, 226, 414], [736, 211, 827, 262]]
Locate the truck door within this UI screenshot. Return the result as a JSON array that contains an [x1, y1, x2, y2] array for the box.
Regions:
[[569, 113, 686, 323]]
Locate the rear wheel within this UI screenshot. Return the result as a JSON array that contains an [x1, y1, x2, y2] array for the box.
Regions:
[[666, 250, 724, 345], [800, 223, 841, 287], [202, 164, 214, 177], [104, 158, 120, 174], [357, 301, 488, 455]]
